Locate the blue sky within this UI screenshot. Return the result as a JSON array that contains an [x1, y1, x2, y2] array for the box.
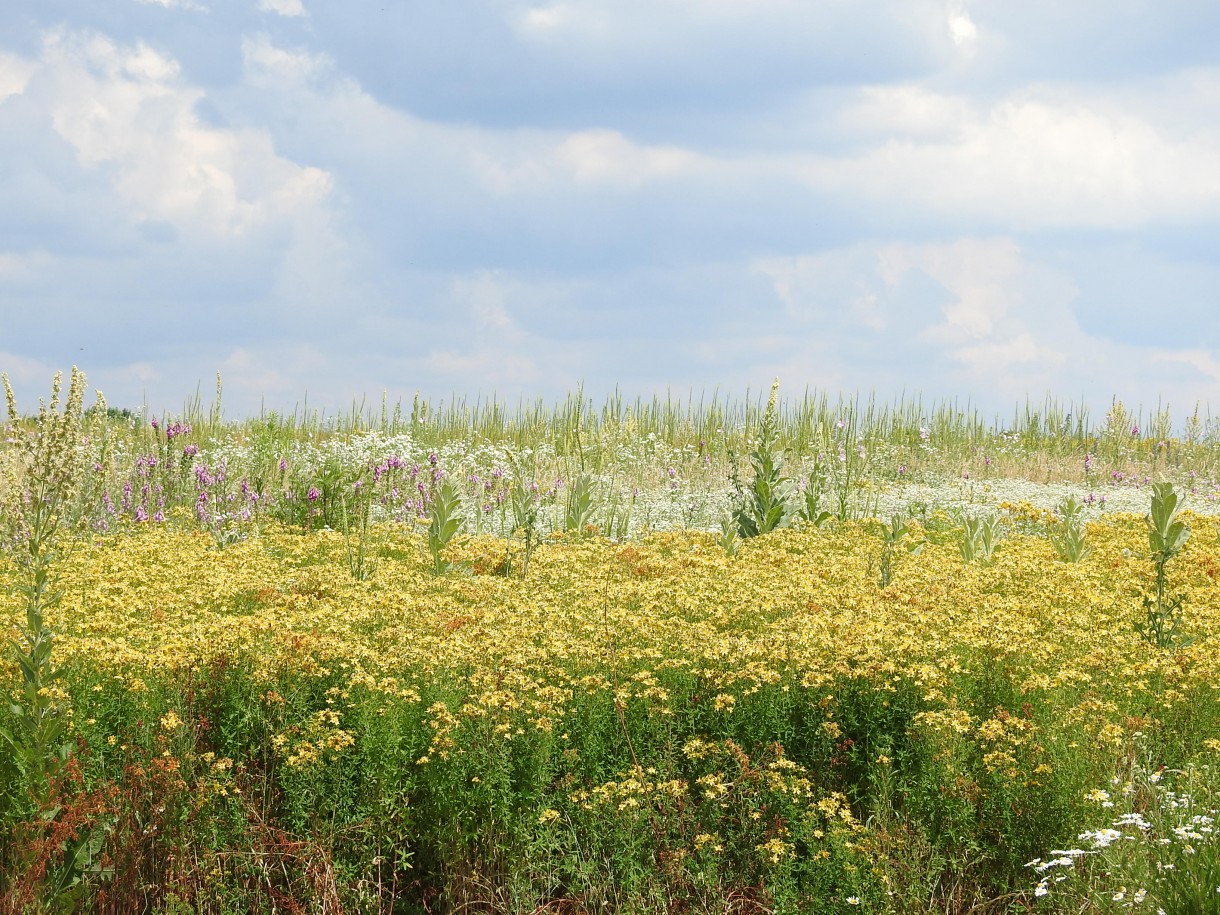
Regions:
[[2, 0, 1219, 420]]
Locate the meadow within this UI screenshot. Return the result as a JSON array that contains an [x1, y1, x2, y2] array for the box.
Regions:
[[1, 369, 1219, 914]]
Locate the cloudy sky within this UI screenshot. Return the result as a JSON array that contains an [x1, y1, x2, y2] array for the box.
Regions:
[[2, 0, 1219, 420]]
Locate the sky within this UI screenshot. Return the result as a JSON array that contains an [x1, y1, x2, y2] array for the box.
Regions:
[[1, 0, 1219, 421]]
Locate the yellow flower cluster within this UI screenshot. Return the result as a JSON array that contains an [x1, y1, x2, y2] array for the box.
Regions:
[[1, 511, 1216, 791]]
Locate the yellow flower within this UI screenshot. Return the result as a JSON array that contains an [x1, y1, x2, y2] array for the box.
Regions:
[[159, 711, 183, 731], [712, 693, 735, 712]]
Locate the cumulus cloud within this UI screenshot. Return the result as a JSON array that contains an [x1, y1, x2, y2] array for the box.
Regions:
[[554, 129, 703, 187], [954, 332, 1066, 374], [242, 34, 329, 86], [412, 273, 578, 389], [0, 52, 36, 101], [134, 0, 208, 11], [945, 0, 978, 48], [0, 352, 61, 390], [36, 29, 333, 239], [754, 246, 893, 332], [505, 0, 957, 96], [755, 237, 1075, 388], [754, 235, 1220, 409], [884, 237, 1026, 343], [805, 75, 1220, 228], [258, 0, 307, 17], [0, 250, 52, 280]]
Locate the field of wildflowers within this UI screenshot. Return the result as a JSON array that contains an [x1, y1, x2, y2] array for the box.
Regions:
[[2, 369, 1219, 913]]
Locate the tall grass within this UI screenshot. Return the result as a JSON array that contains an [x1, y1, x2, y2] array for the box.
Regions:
[[5, 381, 1220, 547], [145, 385, 1220, 475]]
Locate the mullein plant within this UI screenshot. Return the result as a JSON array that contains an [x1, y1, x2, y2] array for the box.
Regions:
[[0, 368, 112, 905], [425, 476, 464, 574], [1135, 482, 1193, 650], [728, 379, 793, 539], [958, 512, 1003, 563], [501, 450, 542, 577], [1049, 495, 1092, 563], [563, 472, 597, 535]]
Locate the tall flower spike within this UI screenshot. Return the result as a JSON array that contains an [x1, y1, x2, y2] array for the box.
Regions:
[[761, 377, 780, 448], [2, 371, 17, 424]]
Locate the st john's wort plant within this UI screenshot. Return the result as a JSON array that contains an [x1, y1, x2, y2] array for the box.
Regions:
[[1050, 495, 1093, 563], [1134, 482, 1194, 651], [340, 477, 376, 581], [280, 456, 351, 531], [728, 378, 794, 538], [874, 513, 924, 587]]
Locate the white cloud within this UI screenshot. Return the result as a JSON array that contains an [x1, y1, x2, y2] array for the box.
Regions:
[[517, 4, 580, 34], [119, 361, 162, 384], [945, 0, 978, 48], [1152, 349, 1220, 384], [754, 237, 1035, 343], [421, 274, 541, 385], [0, 51, 36, 101], [258, 0, 307, 16], [755, 234, 1220, 410], [242, 34, 330, 86], [0, 353, 60, 390], [38, 29, 333, 239], [836, 84, 973, 139], [555, 129, 702, 187], [0, 251, 52, 280], [882, 237, 1025, 343], [753, 246, 891, 332], [807, 75, 1220, 228], [756, 237, 1078, 393], [953, 332, 1065, 373], [134, 0, 208, 10], [507, 0, 971, 79], [218, 345, 326, 398]]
